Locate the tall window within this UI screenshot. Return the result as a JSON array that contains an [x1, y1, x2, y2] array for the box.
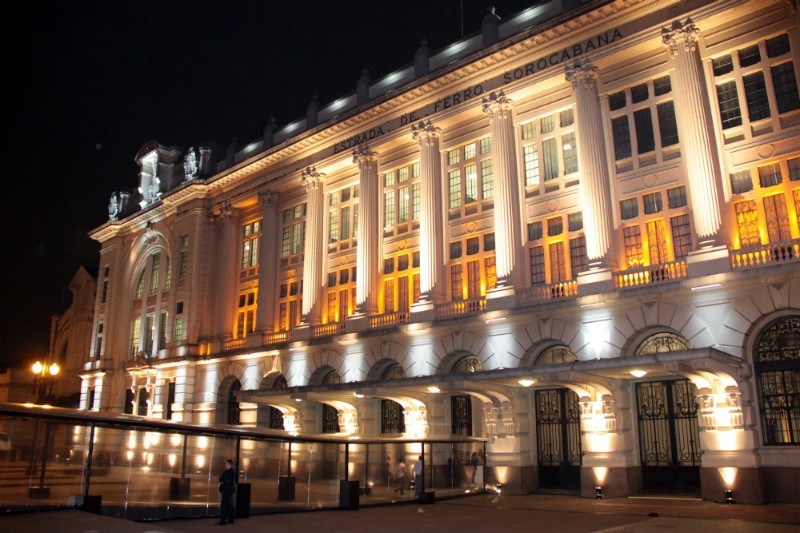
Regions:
[[382, 163, 418, 234], [278, 280, 303, 330], [382, 253, 419, 314], [520, 108, 578, 191], [608, 75, 678, 164], [178, 234, 189, 279], [735, 200, 760, 246], [755, 316, 800, 445], [324, 267, 356, 323], [449, 234, 495, 301], [280, 204, 306, 261], [712, 34, 799, 132], [100, 265, 109, 304], [526, 213, 585, 285], [240, 220, 261, 276], [130, 251, 172, 360], [445, 138, 493, 217], [235, 290, 257, 339], [330, 184, 359, 248]]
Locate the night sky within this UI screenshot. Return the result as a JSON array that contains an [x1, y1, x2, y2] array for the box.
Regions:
[[1, 0, 536, 369]]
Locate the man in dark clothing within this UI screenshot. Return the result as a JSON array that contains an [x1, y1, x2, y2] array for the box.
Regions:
[[217, 459, 236, 525]]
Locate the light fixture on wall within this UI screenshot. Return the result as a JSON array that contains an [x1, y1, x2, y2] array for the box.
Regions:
[[427, 386, 441, 393], [725, 489, 734, 504], [518, 379, 535, 387], [629, 370, 647, 378], [595, 485, 603, 499]]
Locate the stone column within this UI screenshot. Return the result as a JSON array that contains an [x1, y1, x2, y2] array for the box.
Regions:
[[662, 18, 725, 247], [256, 190, 280, 333], [216, 204, 239, 338], [565, 62, 614, 267], [301, 167, 326, 324], [481, 91, 524, 287], [353, 145, 380, 314], [411, 120, 446, 303]]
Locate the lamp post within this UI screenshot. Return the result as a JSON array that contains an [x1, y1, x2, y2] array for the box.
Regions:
[[31, 360, 60, 404]]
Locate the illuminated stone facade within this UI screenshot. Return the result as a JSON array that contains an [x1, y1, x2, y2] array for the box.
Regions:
[[82, 0, 800, 503]]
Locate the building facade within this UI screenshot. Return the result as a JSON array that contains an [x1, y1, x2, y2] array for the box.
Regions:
[[82, 0, 800, 503]]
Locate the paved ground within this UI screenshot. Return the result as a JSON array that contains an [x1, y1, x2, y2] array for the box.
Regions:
[[1, 494, 798, 533]]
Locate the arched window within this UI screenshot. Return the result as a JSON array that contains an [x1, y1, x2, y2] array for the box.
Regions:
[[381, 364, 405, 434], [227, 380, 241, 425], [453, 355, 483, 373], [269, 375, 287, 430], [130, 250, 173, 361], [535, 346, 576, 365], [635, 332, 691, 355], [755, 316, 800, 445], [322, 370, 341, 433]]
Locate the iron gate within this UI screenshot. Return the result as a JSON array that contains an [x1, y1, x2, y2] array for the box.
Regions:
[[535, 389, 581, 490], [636, 379, 701, 493]]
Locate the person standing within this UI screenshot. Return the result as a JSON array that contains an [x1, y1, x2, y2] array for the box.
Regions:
[[393, 458, 406, 495], [217, 459, 236, 525], [412, 455, 424, 500]]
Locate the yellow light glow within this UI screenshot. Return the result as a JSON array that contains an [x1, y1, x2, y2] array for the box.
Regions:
[[719, 467, 737, 488], [427, 386, 441, 393], [168, 454, 176, 467], [518, 379, 535, 387], [629, 370, 647, 378], [593, 466, 609, 484], [49, 363, 60, 376], [196, 455, 205, 468], [32, 361, 43, 374]]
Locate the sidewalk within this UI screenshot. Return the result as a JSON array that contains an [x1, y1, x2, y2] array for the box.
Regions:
[[2, 494, 798, 533]]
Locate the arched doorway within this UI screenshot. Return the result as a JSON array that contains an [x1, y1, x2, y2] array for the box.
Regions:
[[321, 369, 341, 434], [532, 346, 581, 491], [227, 379, 241, 425], [634, 332, 701, 493], [381, 364, 405, 434], [269, 375, 287, 430]]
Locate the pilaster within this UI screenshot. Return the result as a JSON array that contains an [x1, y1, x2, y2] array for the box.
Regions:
[[301, 168, 326, 325], [353, 145, 380, 315], [256, 190, 280, 333]]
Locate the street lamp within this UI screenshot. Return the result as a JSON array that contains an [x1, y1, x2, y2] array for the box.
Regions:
[[31, 360, 60, 404]]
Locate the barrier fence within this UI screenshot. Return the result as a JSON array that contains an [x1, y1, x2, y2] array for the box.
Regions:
[[0, 403, 486, 521]]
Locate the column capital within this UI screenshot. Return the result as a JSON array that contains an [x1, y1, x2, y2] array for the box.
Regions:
[[565, 61, 599, 90], [300, 166, 326, 190], [662, 17, 701, 57], [352, 144, 378, 167], [258, 189, 279, 207], [411, 119, 441, 144], [481, 90, 513, 115]]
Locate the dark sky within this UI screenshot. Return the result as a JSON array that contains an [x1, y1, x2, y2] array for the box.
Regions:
[[1, 0, 535, 369]]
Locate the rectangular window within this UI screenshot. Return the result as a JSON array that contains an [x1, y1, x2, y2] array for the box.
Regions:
[[465, 237, 479, 256], [656, 101, 679, 147], [647, 219, 669, 265], [716, 81, 743, 129], [735, 200, 760, 246], [730, 170, 754, 194], [398, 187, 409, 223], [758, 163, 782, 188], [384, 279, 395, 313], [384, 258, 394, 275], [653, 75, 672, 96], [130, 317, 141, 357], [384, 189, 395, 227], [95, 322, 103, 356], [339, 289, 349, 321], [542, 138, 559, 180], [670, 214, 693, 260], [560, 108, 575, 127], [481, 160, 494, 199], [609, 91, 626, 111], [327, 292, 337, 321], [412, 183, 421, 219], [464, 142, 477, 160], [448, 170, 461, 208], [398, 166, 409, 183], [764, 194, 792, 242], [562, 132, 578, 174], [738, 44, 761, 68], [483, 233, 495, 251], [149, 253, 160, 295], [450, 264, 463, 300], [643, 191, 663, 214], [743, 71, 771, 121], [633, 108, 655, 154], [467, 260, 481, 299], [398, 276, 410, 311], [329, 208, 339, 242], [464, 164, 478, 203], [341, 205, 351, 240], [547, 217, 563, 236], [480, 137, 491, 154], [179, 250, 189, 279], [620, 198, 638, 220], [631, 83, 649, 103], [540, 114, 555, 134], [623, 226, 643, 267], [528, 221, 543, 241], [549, 241, 567, 283], [174, 317, 184, 347], [484, 256, 497, 290], [771, 62, 800, 113], [291, 222, 303, 255], [766, 34, 790, 58], [569, 237, 587, 278], [789, 158, 800, 181], [523, 145, 540, 186], [529, 246, 545, 285], [281, 226, 291, 257], [568, 212, 583, 232], [667, 186, 687, 208], [450, 241, 462, 260], [712, 54, 734, 76], [612, 116, 632, 160], [448, 149, 460, 165], [384, 171, 395, 188], [521, 122, 535, 140]]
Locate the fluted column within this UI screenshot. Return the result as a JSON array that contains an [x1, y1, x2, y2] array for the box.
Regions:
[[411, 120, 446, 302], [216, 204, 239, 338], [565, 62, 614, 266], [662, 18, 724, 246], [256, 190, 280, 333], [481, 91, 524, 287], [301, 167, 326, 324], [353, 145, 381, 314]]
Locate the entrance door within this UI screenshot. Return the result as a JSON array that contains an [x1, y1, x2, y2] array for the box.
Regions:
[[535, 388, 581, 490], [636, 379, 701, 493]]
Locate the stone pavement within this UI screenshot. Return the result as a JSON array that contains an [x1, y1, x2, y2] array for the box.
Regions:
[[1, 494, 798, 533]]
